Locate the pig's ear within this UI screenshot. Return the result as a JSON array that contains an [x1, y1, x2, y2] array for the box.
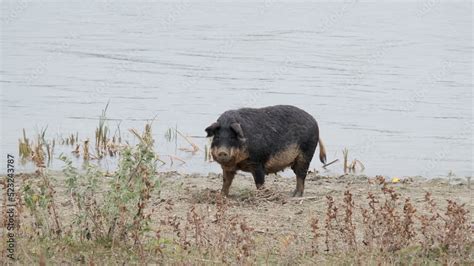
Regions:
[[230, 122, 245, 141], [205, 122, 220, 137]]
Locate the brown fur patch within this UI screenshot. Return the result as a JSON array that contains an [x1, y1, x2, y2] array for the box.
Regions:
[[231, 147, 249, 164], [211, 147, 227, 160], [211, 146, 249, 171], [265, 144, 301, 173]]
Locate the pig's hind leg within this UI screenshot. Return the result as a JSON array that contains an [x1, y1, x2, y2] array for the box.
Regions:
[[291, 154, 311, 197]]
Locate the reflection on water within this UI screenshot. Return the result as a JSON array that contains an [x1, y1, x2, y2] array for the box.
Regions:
[[1, 2, 472, 177]]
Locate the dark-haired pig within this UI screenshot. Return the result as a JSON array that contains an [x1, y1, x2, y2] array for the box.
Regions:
[[205, 105, 327, 197]]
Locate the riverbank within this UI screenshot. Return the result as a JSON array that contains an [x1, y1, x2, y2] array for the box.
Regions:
[[1, 170, 472, 264]]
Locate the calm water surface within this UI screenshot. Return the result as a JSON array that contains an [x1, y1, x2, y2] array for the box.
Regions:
[[1, 2, 472, 177]]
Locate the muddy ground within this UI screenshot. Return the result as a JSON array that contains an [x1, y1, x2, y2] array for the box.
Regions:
[[157, 171, 473, 235], [6, 170, 474, 238]]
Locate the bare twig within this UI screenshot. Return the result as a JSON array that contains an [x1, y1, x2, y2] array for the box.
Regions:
[[323, 159, 339, 169]]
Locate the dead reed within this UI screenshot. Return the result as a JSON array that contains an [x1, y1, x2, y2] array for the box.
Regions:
[[342, 148, 365, 173], [18, 128, 55, 168]]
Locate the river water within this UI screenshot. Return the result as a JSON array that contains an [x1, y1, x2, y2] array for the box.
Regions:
[[1, 1, 472, 177]]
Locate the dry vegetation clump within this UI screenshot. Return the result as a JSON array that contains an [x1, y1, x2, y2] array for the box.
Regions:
[[308, 176, 473, 264], [417, 192, 472, 256], [18, 128, 55, 168], [158, 195, 257, 264], [4, 125, 163, 263]]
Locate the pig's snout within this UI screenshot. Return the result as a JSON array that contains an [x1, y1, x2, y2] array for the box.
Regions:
[[218, 151, 229, 158], [217, 150, 231, 162], [213, 147, 233, 163]]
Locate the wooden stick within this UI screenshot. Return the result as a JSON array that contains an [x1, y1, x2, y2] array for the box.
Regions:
[[323, 159, 339, 169]]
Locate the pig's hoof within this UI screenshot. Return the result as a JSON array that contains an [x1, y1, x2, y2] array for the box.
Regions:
[[292, 190, 303, 197]]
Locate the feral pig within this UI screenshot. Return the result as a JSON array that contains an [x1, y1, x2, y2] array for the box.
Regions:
[[205, 105, 327, 197]]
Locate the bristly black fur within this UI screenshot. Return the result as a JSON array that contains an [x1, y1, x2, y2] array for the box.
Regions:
[[218, 105, 319, 164], [206, 105, 325, 197]]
